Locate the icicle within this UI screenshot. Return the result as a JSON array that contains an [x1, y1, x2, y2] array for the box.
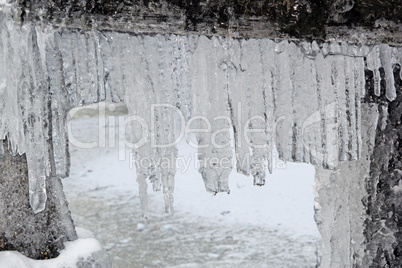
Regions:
[[75, 33, 92, 104], [354, 57, 365, 160], [392, 47, 402, 80], [0, 19, 6, 142], [237, 38, 271, 185], [313, 54, 339, 168], [366, 46, 381, 96], [176, 35, 194, 120], [0, 140, 4, 159], [46, 31, 71, 178], [259, 39, 275, 174], [84, 33, 101, 103], [355, 55, 366, 98], [92, 33, 106, 102], [272, 41, 296, 162], [345, 56, 358, 160], [103, 32, 126, 103], [333, 55, 351, 162], [59, 32, 79, 107], [139, 34, 165, 194], [365, 44, 399, 101], [227, 37, 250, 176], [293, 47, 323, 165], [24, 26, 50, 213], [159, 35, 179, 214], [61, 31, 105, 106], [380, 44, 396, 101], [143, 34, 178, 214], [2, 20, 26, 156], [190, 36, 232, 194], [121, 34, 161, 218]]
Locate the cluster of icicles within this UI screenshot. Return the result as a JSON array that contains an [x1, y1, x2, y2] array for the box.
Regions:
[[0, 17, 401, 215]]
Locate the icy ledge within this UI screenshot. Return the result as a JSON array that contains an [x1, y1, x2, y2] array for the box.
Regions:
[[0, 228, 112, 268], [0, 14, 401, 215]]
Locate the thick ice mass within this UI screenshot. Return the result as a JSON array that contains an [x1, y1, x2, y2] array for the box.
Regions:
[[0, 13, 401, 214]]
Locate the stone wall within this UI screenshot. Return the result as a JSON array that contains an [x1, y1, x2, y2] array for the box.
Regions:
[[0, 139, 77, 259]]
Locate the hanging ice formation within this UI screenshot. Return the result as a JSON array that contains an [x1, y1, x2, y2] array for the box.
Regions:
[[0, 16, 401, 215]]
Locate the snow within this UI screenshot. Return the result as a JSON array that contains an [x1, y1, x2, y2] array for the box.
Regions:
[[0, 228, 103, 268], [75, 139, 318, 236], [67, 115, 319, 237], [62, 114, 321, 266]]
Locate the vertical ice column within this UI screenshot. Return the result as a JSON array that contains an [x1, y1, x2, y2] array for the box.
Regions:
[[173, 35, 194, 121], [190, 36, 232, 193], [98, 32, 126, 103], [354, 56, 365, 159], [366, 46, 381, 96], [287, 42, 321, 164], [0, 22, 51, 213], [117, 34, 160, 218], [392, 47, 402, 80], [314, 103, 379, 268], [331, 54, 362, 162], [23, 27, 51, 213], [332, 55, 349, 162], [228, 38, 273, 185], [46, 32, 72, 178], [0, 20, 26, 155], [246, 39, 272, 185], [51, 30, 106, 177], [0, 17, 6, 157], [143, 34, 179, 214], [272, 42, 364, 167], [379, 44, 396, 101], [41, 28, 80, 237], [259, 39, 275, 175], [311, 54, 339, 168], [366, 44, 398, 101], [60, 31, 106, 106], [272, 41, 296, 162], [99, 32, 182, 215], [344, 56, 359, 160], [59, 32, 80, 107], [226, 37, 250, 176]]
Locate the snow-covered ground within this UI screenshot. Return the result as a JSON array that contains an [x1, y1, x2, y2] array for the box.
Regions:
[[0, 228, 109, 268], [63, 105, 321, 267]]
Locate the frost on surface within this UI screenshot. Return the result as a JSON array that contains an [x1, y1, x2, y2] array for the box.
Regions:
[[0, 12, 401, 214]]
